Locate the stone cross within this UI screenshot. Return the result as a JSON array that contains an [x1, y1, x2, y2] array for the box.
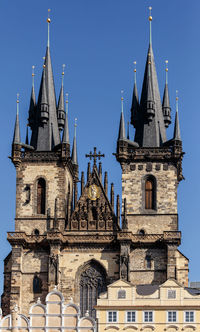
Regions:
[[85, 147, 105, 166]]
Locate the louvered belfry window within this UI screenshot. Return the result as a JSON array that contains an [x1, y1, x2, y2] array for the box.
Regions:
[[145, 179, 153, 209], [37, 178, 46, 214]]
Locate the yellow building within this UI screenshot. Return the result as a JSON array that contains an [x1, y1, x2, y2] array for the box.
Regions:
[[96, 279, 200, 332]]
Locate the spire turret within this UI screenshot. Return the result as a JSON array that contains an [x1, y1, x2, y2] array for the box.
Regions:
[[30, 13, 60, 151], [13, 94, 21, 144], [28, 66, 36, 130], [173, 91, 181, 141], [134, 8, 167, 147], [62, 93, 70, 144], [57, 65, 65, 131], [118, 91, 126, 141], [162, 60, 171, 128], [71, 119, 78, 165], [130, 61, 139, 128]]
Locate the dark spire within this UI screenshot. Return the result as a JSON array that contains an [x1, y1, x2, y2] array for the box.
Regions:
[[71, 119, 78, 165], [25, 126, 29, 145], [173, 92, 181, 141], [131, 62, 139, 128], [162, 61, 171, 128], [30, 14, 60, 151], [118, 91, 126, 141], [62, 93, 70, 144], [57, 65, 65, 131], [28, 66, 36, 130], [13, 94, 21, 144], [134, 10, 167, 147]]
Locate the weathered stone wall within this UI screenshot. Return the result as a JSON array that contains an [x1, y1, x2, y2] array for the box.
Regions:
[[129, 247, 167, 285], [122, 161, 178, 233], [15, 162, 73, 234]]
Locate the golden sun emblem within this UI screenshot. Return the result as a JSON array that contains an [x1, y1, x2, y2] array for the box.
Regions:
[[88, 184, 100, 201]]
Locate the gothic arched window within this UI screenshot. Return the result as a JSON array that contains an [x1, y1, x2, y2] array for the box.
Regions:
[[33, 275, 42, 293], [145, 177, 156, 210], [80, 261, 106, 319], [37, 178, 46, 214]]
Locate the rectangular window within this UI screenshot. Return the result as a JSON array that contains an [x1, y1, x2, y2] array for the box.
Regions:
[[126, 311, 136, 323], [168, 311, 177, 322], [168, 290, 176, 299], [144, 311, 153, 322], [185, 311, 194, 322], [107, 311, 118, 323]]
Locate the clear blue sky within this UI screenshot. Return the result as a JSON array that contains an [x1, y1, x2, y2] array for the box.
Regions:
[[0, 0, 199, 296]]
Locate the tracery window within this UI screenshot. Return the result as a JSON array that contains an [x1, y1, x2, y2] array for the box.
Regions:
[[80, 261, 106, 319], [37, 178, 46, 214]]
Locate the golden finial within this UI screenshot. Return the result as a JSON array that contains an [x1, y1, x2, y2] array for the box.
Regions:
[[133, 61, 137, 73], [75, 118, 77, 128], [16, 93, 19, 115], [62, 64, 66, 76], [121, 90, 124, 114], [149, 6, 152, 21], [121, 89, 124, 101], [47, 9, 51, 47], [66, 93, 69, 104], [43, 57, 46, 68], [47, 9, 51, 23], [133, 61, 137, 83], [165, 60, 168, 84], [32, 65, 35, 87], [176, 90, 178, 101]]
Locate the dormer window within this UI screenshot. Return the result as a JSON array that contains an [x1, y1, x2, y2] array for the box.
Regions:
[[118, 289, 126, 299]]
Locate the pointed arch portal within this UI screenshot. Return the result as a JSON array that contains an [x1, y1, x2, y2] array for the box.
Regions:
[[79, 261, 106, 319]]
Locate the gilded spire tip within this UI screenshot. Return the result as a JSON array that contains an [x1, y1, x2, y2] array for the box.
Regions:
[[133, 61, 137, 83], [47, 9, 51, 47], [32, 65, 35, 87], [176, 90, 179, 113], [148, 6, 152, 44], [165, 60, 168, 84], [75, 118, 77, 127], [121, 90, 124, 113]]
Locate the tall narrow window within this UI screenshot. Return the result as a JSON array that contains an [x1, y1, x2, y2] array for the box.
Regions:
[[37, 178, 46, 214], [145, 179, 154, 209]]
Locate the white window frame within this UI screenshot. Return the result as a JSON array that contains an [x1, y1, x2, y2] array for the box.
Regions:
[[143, 311, 154, 323], [167, 311, 177, 323], [167, 289, 176, 299], [184, 310, 195, 323], [107, 311, 118, 323], [126, 311, 136, 323]]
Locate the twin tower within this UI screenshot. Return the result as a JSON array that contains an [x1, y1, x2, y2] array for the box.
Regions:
[[1, 13, 188, 318]]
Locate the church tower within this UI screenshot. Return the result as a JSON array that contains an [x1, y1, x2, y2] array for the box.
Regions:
[[1, 13, 121, 318], [1, 9, 189, 320], [116, 9, 188, 286]]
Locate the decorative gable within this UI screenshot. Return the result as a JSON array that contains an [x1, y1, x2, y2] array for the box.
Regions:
[[69, 165, 117, 231]]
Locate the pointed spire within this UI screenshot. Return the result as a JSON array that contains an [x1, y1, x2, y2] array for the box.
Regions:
[[57, 65, 65, 131], [28, 66, 36, 129], [71, 118, 78, 165], [173, 91, 181, 141], [131, 61, 139, 127], [13, 94, 21, 144], [30, 17, 61, 150], [118, 90, 126, 140], [134, 8, 167, 147], [62, 93, 70, 144], [162, 60, 171, 128], [127, 121, 130, 139]]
